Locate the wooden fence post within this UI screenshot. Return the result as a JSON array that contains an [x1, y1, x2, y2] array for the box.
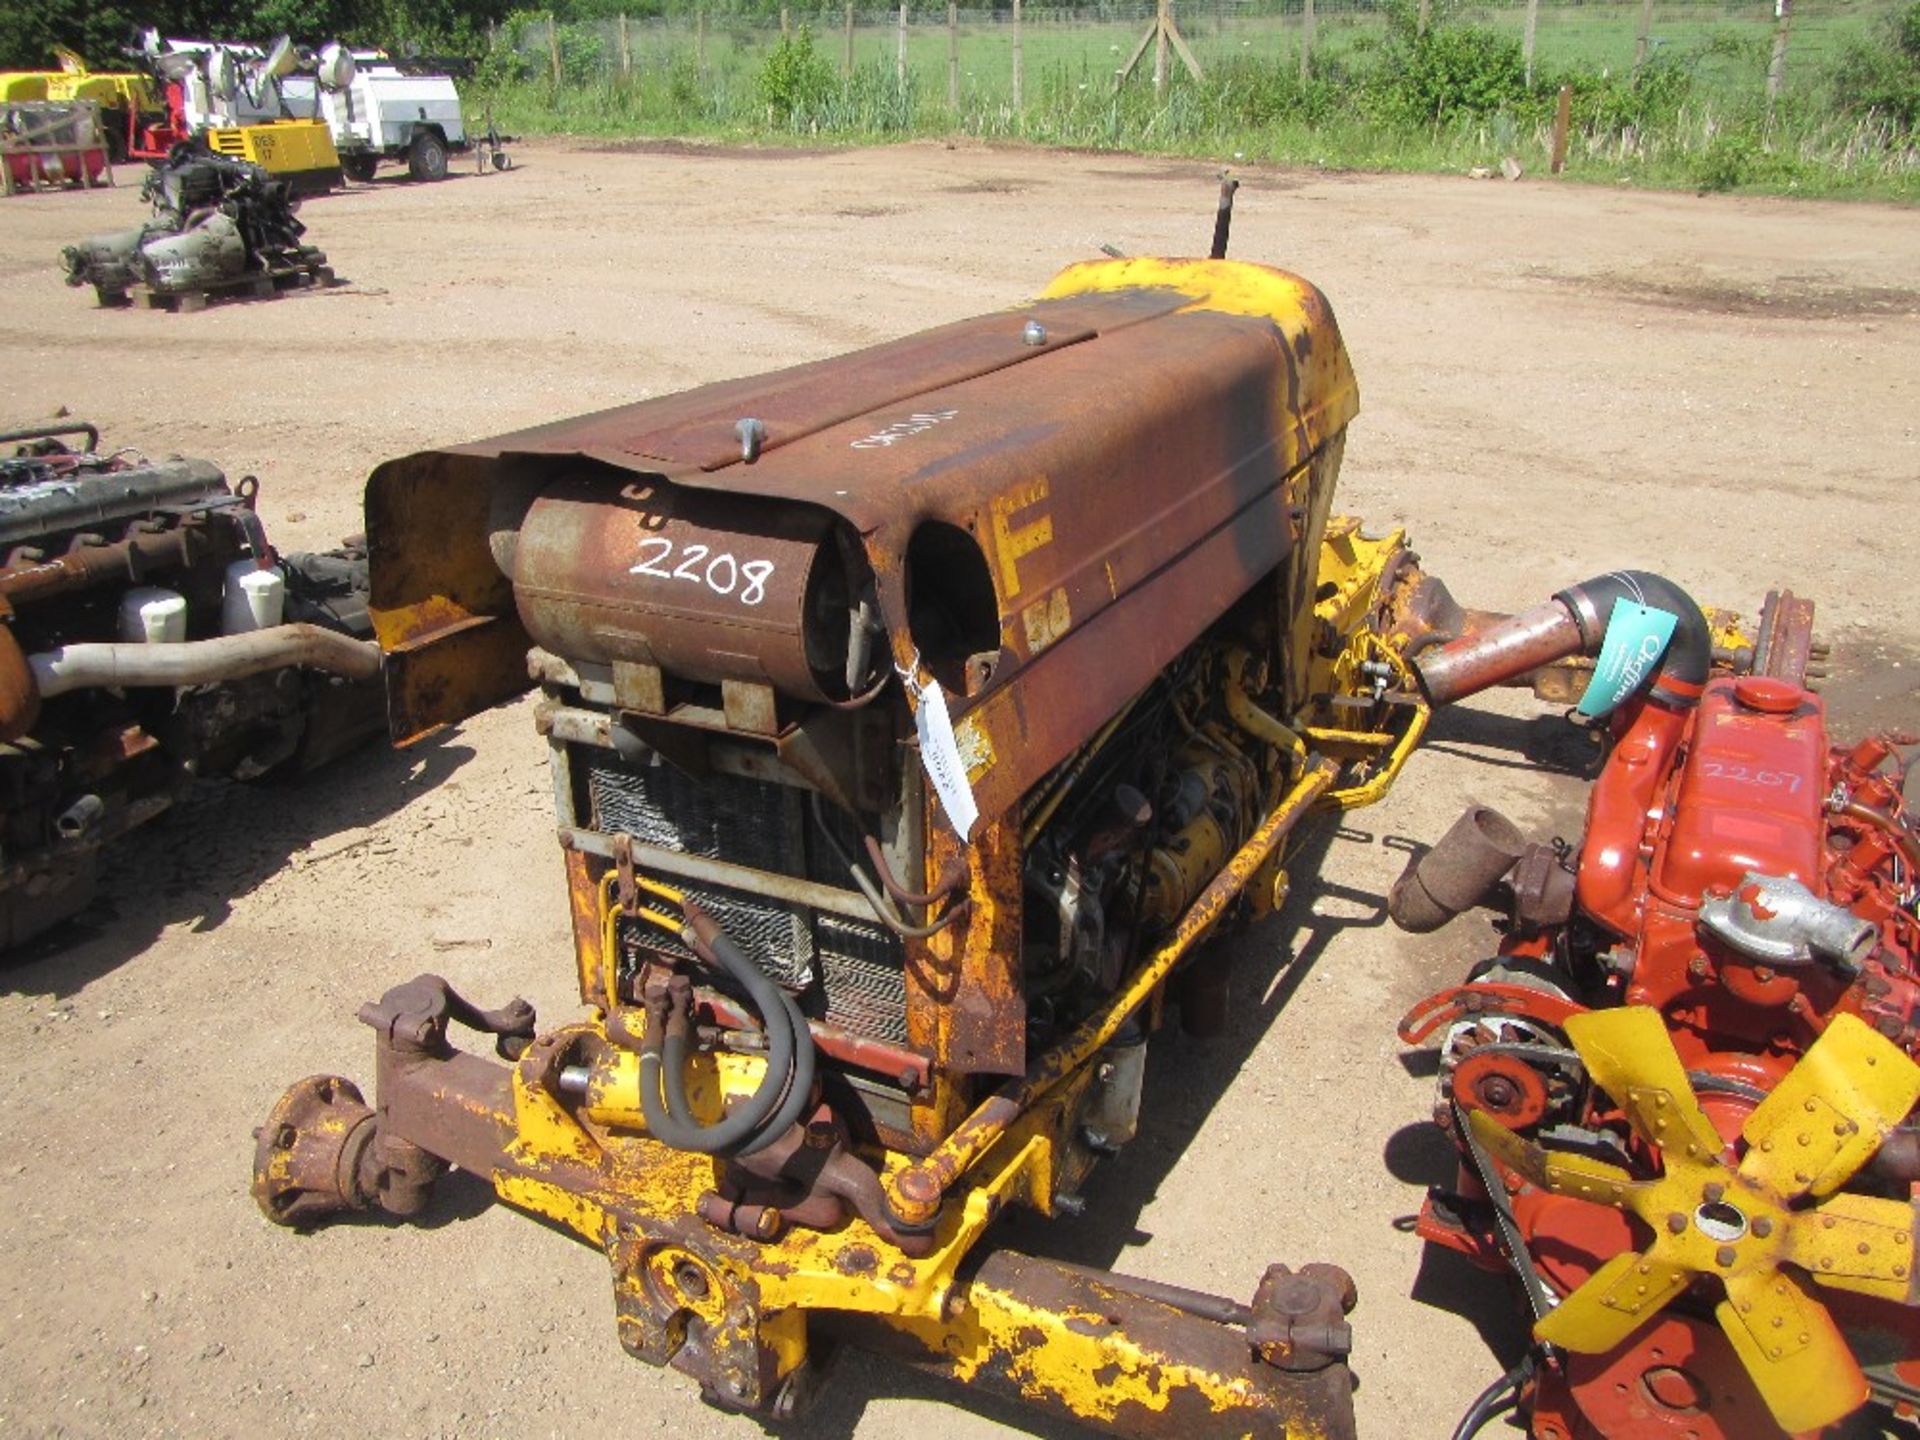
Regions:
[[697, 6, 707, 72], [1115, 0, 1200, 97], [618, 13, 632, 78], [781, 6, 791, 35], [897, 1, 907, 85], [1765, 0, 1792, 113], [1550, 82, 1571, 172], [845, 2, 855, 74], [1417, 0, 1431, 35], [1634, 0, 1655, 69], [1523, 0, 1539, 86], [1012, 0, 1024, 109], [1300, 0, 1315, 80], [948, 0, 959, 108], [1154, 0, 1170, 101], [546, 12, 562, 86]]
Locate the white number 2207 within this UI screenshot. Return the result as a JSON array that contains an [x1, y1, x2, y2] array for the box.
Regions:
[[630, 537, 774, 607]]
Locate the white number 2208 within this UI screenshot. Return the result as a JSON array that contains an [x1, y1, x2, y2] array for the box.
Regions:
[[630, 537, 774, 607]]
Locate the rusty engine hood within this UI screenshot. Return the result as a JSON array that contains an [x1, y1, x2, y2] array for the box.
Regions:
[[367, 259, 1359, 825]]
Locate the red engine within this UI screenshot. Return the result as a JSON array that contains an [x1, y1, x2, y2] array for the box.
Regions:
[[1582, 674, 1918, 1059], [1398, 579, 1920, 1440]]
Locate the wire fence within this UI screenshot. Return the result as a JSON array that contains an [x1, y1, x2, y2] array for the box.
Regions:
[[501, 0, 1897, 106]]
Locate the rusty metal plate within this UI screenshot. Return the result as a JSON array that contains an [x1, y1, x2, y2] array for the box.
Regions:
[[365, 449, 530, 744], [365, 270, 1361, 813], [465, 289, 1180, 474]]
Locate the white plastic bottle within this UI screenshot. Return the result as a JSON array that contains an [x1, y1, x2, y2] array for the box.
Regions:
[[222, 560, 287, 634]]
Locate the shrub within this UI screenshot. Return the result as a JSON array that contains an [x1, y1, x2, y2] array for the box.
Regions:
[[757, 25, 836, 123], [556, 24, 607, 83], [1694, 127, 1761, 189], [1365, 2, 1530, 126], [1567, 49, 1696, 137], [666, 54, 702, 112], [1210, 55, 1349, 128], [472, 37, 533, 94], [1831, 0, 1920, 132]]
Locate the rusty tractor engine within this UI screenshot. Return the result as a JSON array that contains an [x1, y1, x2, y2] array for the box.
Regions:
[[1398, 579, 1920, 1438], [249, 256, 1467, 1437], [0, 423, 384, 947]]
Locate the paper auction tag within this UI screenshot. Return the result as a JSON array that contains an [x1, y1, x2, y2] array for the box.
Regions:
[[912, 678, 978, 842], [1577, 597, 1679, 717]]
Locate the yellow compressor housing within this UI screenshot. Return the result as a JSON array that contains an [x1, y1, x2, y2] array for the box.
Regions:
[[205, 119, 341, 196]]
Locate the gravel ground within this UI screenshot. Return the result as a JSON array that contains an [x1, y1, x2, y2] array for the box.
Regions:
[[0, 137, 1916, 1440]]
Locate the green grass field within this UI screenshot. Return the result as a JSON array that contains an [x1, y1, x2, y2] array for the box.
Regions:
[[485, 0, 1917, 199], [528, 0, 1882, 102]]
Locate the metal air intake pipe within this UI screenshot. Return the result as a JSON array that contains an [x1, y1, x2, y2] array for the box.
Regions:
[[27, 624, 382, 699], [1412, 570, 1712, 710]]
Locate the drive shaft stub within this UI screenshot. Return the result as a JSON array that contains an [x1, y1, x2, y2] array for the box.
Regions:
[[251, 1074, 377, 1227]]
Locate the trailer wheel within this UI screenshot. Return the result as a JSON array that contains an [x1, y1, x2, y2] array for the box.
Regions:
[[342, 154, 378, 183], [407, 132, 448, 183]]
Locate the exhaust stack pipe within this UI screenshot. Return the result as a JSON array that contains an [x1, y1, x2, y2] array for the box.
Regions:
[[1210, 175, 1240, 260]]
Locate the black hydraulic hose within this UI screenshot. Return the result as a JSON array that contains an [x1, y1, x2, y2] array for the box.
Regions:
[[1449, 1351, 1539, 1440], [735, 985, 818, 1158], [1553, 570, 1711, 708], [635, 994, 710, 1151], [658, 936, 798, 1154], [639, 982, 798, 1156]]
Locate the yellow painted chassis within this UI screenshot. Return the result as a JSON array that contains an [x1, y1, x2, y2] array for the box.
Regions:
[[256, 508, 1444, 1439]]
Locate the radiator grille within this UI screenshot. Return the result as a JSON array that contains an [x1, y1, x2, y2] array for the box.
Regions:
[[584, 750, 908, 1043]]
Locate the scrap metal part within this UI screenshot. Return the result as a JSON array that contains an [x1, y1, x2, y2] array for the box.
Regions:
[[61, 147, 328, 304], [252, 252, 1466, 1436], [0, 423, 383, 947], [1399, 566, 1920, 1439], [257, 970, 1359, 1437]]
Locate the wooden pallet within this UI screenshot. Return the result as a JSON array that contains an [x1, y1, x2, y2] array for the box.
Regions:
[[123, 263, 338, 314]]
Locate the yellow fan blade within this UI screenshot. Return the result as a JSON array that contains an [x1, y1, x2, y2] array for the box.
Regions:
[[1534, 1249, 1693, 1353], [1565, 1007, 1727, 1167], [1782, 1189, 1918, 1303], [1466, 1108, 1640, 1206], [1717, 1268, 1870, 1434], [1738, 1013, 1920, 1201]]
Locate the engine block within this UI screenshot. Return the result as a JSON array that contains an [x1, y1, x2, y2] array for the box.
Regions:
[[1400, 580, 1920, 1439], [0, 423, 382, 947], [251, 254, 1467, 1439]]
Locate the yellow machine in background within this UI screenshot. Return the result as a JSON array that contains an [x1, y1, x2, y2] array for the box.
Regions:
[[202, 119, 340, 194], [27, 43, 341, 193], [0, 74, 50, 102], [29, 48, 155, 162]]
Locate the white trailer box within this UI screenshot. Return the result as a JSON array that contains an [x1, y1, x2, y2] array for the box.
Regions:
[[312, 53, 466, 182]]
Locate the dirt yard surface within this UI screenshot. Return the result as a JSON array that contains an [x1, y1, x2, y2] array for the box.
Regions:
[[1, 140, 1916, 1440]]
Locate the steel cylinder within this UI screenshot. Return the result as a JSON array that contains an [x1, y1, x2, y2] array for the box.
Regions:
[[1412, 600, 1584, 707], [510, 474, 858, 703], [1388, 805, 1526, 933]]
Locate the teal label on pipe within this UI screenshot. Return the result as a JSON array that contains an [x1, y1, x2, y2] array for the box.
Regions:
[[1577, 598, 1679, 717]]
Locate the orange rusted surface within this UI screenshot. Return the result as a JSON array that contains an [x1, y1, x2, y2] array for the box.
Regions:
[[363, 265, 1358, 819], [908, 806, 1025, 1081], [564, 848, 613, 1010], [364, 452, 530, 744]]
